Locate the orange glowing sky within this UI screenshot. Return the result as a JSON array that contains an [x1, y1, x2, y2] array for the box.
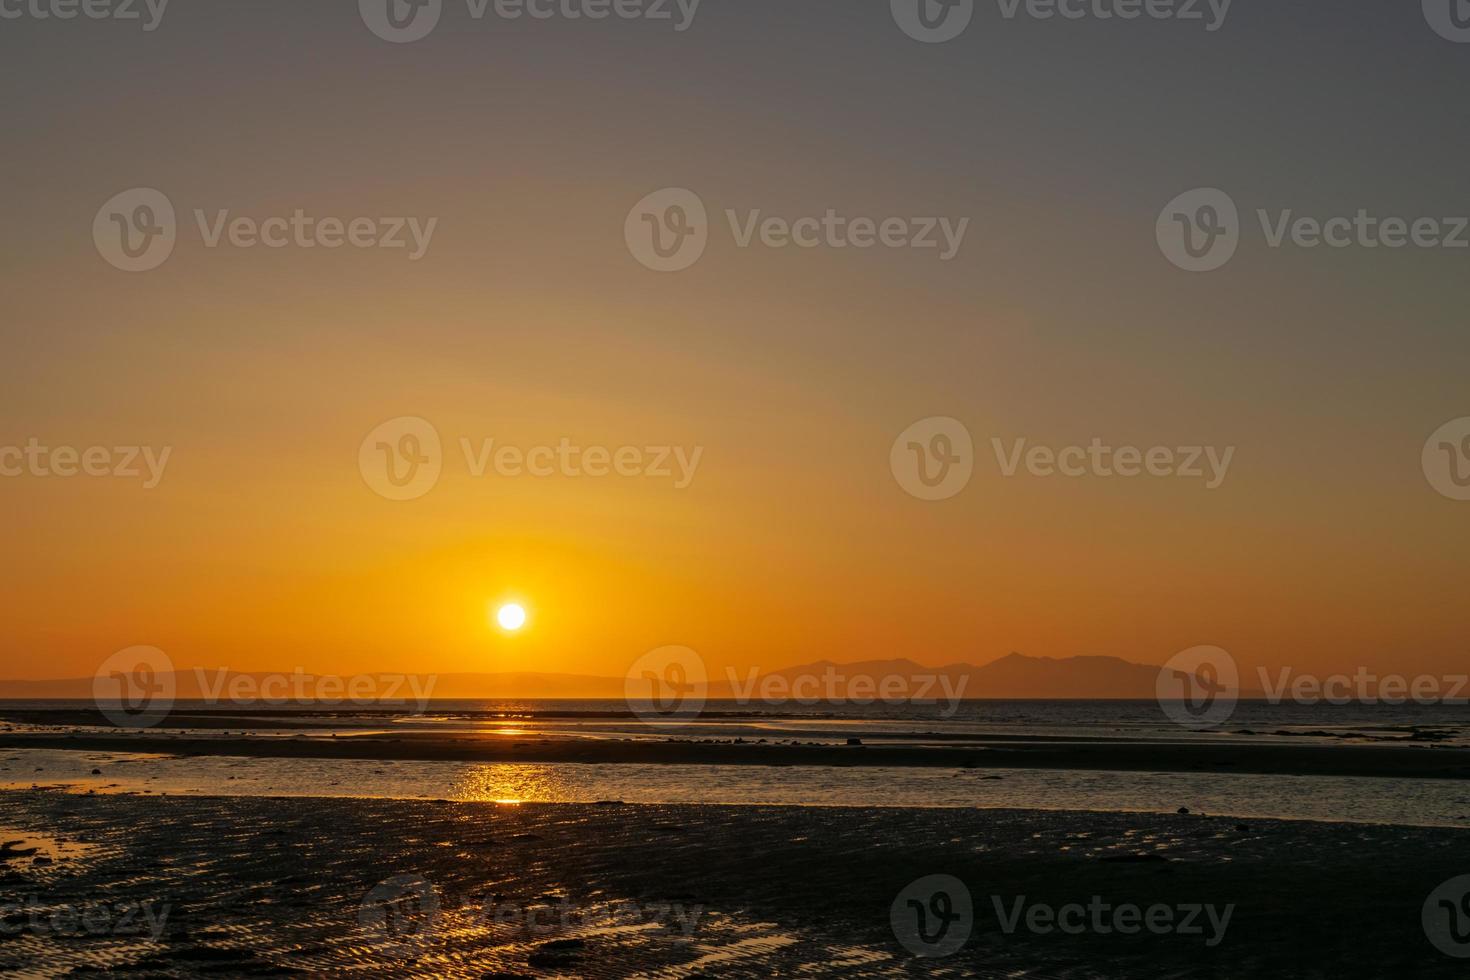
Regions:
[[2, 4, 1468, 685]]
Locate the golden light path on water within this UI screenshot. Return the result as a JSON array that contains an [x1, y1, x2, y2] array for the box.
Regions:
[[449, 764, 577, 804], [3, 749, 1467, 826]]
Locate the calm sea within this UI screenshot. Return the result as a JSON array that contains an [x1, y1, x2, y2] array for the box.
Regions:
[[3, 700, 1467, 826]]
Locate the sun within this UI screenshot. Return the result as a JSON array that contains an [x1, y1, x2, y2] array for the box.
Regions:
[[495, 603, 527, 632]]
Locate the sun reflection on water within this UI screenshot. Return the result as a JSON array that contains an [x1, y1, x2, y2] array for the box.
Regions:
[[449, 764, 575, 803]]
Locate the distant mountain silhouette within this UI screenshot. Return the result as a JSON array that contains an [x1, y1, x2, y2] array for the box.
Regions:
[[705, 653, 1166, 700], [0, 653, 1182, 701], [957, 652, 1167, 699]]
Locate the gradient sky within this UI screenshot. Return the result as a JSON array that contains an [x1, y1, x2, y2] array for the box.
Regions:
[[2, 1, 1468, 683]]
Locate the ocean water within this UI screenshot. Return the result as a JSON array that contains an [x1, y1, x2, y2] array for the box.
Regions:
[[2, 699, 1468, 826], [7, 697, 1466, 744]]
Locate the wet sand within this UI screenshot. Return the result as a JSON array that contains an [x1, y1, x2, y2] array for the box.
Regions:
[[0, 790, 1465, 977], [2, 726, 1470, 780]]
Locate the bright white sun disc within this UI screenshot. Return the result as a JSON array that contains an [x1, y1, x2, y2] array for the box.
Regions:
[[497, 603, 527, 631]]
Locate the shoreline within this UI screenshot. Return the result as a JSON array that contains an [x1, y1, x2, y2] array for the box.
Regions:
[[6, 785, 1463, 831], [3, 728, 1469, 779]]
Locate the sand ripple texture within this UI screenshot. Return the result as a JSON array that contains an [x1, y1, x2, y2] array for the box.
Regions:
[[0, 791, 1467, 977]]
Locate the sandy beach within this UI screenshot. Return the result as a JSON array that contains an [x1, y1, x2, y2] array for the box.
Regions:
[[0, 789, 1464, 977]]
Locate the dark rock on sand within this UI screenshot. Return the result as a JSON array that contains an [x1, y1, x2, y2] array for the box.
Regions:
[[527, 937, 585, 968], [0, 842, 38, 861], [1099, 853, 1169, 863]]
